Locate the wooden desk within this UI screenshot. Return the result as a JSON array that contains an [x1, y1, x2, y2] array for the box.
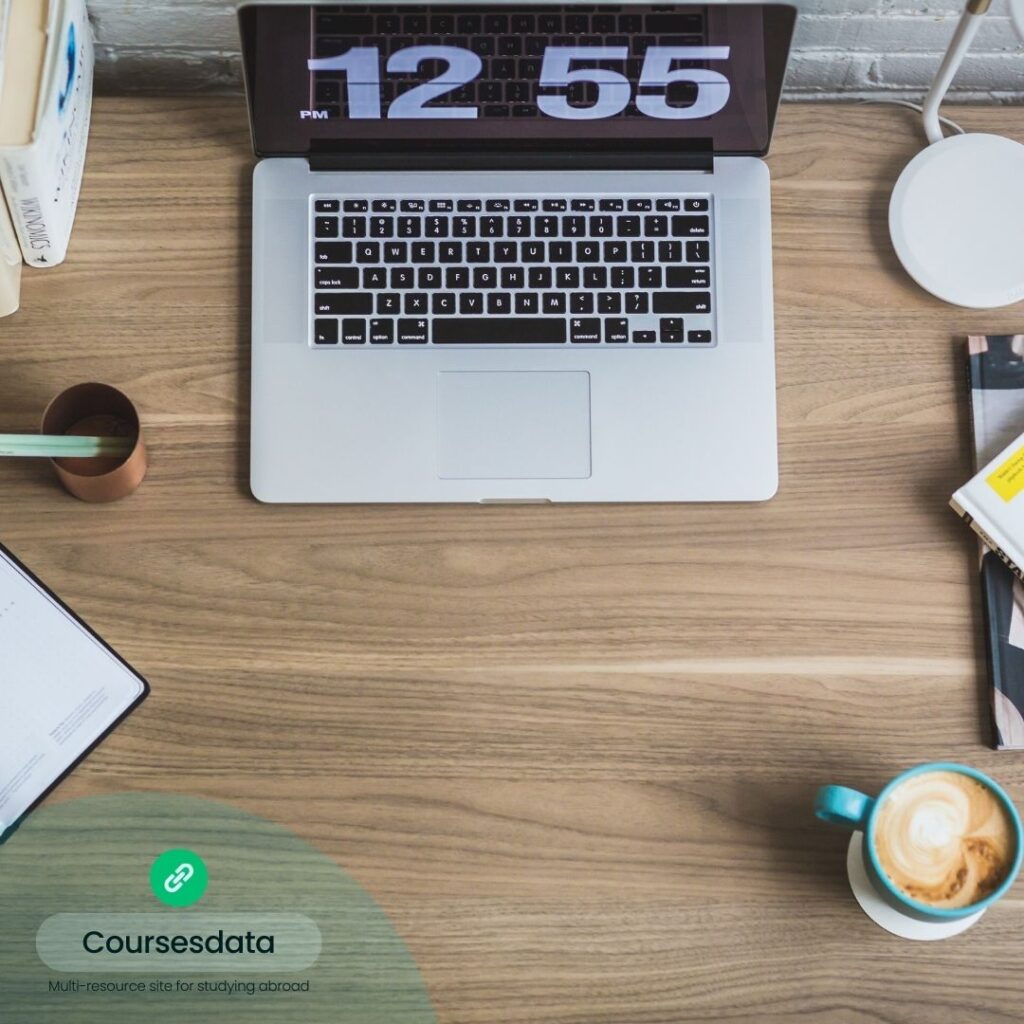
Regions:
[[3, 99, 1024, 1022]]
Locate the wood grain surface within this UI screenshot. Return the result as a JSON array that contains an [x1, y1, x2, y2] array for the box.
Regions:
[[3, 98, 1024, 1023]]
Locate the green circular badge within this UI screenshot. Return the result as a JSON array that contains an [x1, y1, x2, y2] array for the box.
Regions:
[[150, 848, 208, 907]]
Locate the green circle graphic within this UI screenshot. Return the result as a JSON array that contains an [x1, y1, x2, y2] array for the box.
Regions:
[[150, 848, 208, 907]]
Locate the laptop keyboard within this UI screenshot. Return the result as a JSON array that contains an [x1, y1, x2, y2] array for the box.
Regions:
[[311, 195, 715, 347]]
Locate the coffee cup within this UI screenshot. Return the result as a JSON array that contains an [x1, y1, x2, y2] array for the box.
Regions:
[[815, 762, 1023, 923]]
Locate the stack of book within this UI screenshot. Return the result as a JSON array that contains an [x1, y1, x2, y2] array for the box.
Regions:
[[0, 0, 94, 317], [952, 335, 1024, 749]]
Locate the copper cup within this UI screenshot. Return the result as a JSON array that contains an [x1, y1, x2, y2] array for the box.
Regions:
[[41, 383, 147, 502]]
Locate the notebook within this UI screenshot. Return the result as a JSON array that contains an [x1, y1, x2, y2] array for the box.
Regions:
[[964, 335, 1024, 749], [0, 544, 148, 840]]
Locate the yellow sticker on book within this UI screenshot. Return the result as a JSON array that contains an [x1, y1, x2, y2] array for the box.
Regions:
[[987, 445, 1024, 501]]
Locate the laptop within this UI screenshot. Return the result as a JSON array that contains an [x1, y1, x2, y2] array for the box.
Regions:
[[239, 2, 796, 502]]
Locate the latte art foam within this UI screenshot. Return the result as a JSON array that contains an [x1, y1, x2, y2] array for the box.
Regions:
[[873, 771, 1016, 909]]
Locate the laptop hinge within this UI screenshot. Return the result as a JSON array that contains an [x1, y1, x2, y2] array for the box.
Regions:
[[307, 138, 714, 174]]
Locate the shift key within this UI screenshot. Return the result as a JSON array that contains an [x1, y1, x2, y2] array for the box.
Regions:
[[315, 292, 373, 315], [652, 291, 711, 314]]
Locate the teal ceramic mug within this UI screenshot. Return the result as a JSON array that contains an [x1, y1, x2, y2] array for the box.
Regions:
[[815, 762, 1024, 923]]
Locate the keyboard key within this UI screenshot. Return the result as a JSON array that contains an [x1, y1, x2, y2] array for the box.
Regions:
[[457, 199, 482, 211], [659, 318, 684, 343], [398, 318, 429, 344], [514, 198, 539, 211], [653, 291, 711, 314], [314, 318, 338, 345], [688, 330, 713, 344], [687, 241, 710, 262], [571, 198, 595, 211], [535, 216, 559, 237], [467, 241, 490, 262], [377, 293, 401, 314], [315, 293, 372, 315], [542, 292, 566, 313], [363, 267, 387, 288], [341, 217, 366, 238], [521, 242, 544, 262], [401, 199, 425, 212], [590, 215, 613, 236], [369, 319, 394, 344], [570, 318, 601, 343], [599, 198, 624, 211], [528, 267, 552, 289], [418, 266, 442, 288], [612, 266, 634, 288], [645, 215, 669, 237], [460, 293, 484, 314], [446, 267, 470, 289], [486, 199, 511, 212], [434, 318, 566, 344], [315, 216, 339, 238], [372, 199, 397, 212], [315, 267, 359, 289], [625, 292, 649, 314], [405, 293, 428, 314], [576, 242, 599, 263], [488, 292, 512, 314], [570, 292, 594, 314], [627, 198, 652, 211], [666, 266, 711, 288], [397, 217, 422, 239], [356, 242, 379, 263], [494, 241, 518, 262], [315, 199, 340, 213], [370, 216, 394, 237], [315, 242, 353, 264], [659, 240, 683, 262], [453, 216, 475, 237], [515, 293, 539, 314], [656, 198, 681, 211], [473, 266, 497, 288], [549, 241, 573, 263], [605, 318, 629, 343], [341, 319, 366, 345], [633, 330, 656, 344], [639, 267, 662, 289], [583, 266, 607, 289], [631, 240, 655, 262], [342, 199, 368, 212], [598, 292, 621, 314], [391, 267, 414, 289], [411, 242, 435, 262], [543, 198, 567, 211], [604, 240, 627, 262], [433, 292, 457, 314], [439, 241, 463, 262], [557, 266, 580, 289], [673, 215, 710, 237], [383, 242, 407, 262], [480, 216, 503, 237], [502, 266, 525, 288], [507, 216, 531, 237], [429, 199, 454, 212], [684, 198, 709, 212]]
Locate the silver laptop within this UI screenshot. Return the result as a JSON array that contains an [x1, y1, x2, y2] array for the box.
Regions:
[[240, 2, 796, 502]]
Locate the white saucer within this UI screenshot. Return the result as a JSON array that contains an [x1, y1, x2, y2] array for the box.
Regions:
[[846, 832, 984, 940]]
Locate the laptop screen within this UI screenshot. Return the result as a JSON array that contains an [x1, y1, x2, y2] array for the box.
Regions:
[[239, 3, 796, 160]]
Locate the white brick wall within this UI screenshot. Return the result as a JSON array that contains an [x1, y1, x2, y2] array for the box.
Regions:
[[86, 1, 1024, 100]]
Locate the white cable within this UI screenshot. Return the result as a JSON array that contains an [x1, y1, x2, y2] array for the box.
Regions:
[[859, 99, 965, 137], [921, 1, 989, 144]]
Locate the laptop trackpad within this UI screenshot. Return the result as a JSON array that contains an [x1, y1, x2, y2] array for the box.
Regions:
[[437, 371, 591, 480]]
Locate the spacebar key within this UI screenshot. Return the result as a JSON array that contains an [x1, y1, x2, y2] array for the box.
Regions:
[[433, 318, 566, 344]]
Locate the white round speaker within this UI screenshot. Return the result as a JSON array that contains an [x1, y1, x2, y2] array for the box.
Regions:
[[889, 132, 1024, 309]]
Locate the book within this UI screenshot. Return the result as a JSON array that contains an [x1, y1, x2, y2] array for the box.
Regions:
[[0, 544, 148, 842], [961, 335, 1024, 748], [0, 0, 92, 268], [0, 171, 20, 316]]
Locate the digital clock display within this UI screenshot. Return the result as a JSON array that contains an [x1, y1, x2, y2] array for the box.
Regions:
[[241, 4, 796, 156]]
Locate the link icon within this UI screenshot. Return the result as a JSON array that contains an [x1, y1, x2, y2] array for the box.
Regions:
[[150, 850, 208, 907]]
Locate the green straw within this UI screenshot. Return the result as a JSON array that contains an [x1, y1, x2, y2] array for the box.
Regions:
[[0, 434, 134, 459]]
